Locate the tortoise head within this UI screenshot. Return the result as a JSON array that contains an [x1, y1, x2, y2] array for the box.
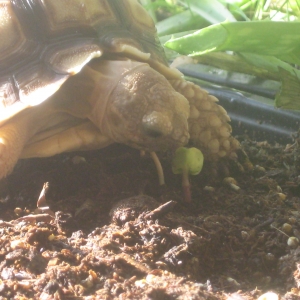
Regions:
[[90, 61, 190, 152]]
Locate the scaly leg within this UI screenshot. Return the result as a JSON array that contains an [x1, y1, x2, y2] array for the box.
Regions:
[[0, 98, 102, 179], [0, 106, 78, 178], [169, 79, 240, 161], [21, 121, 113, 158], [0, 114, 33, 179]]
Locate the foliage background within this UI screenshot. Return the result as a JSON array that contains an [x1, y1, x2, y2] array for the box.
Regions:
[[139, 0, 300, 110]]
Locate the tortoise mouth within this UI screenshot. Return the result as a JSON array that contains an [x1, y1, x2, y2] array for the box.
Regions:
[[125, 123, 190, 153]]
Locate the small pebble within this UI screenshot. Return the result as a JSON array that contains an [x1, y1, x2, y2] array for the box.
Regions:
[[282, 223, 292, 234], [257, 292, 278, 300], [11, 239, 27, 249], [253, 165, 266, 177], [72, 156, 86, 164], [14, 207, 23, 216], [227, 277, 240, 286], [223, 177, 240, 192], [241, 231, 249, 240], [277, 193, 286, 201], [203, 186, 215, 192], [287, 236, 299, 248], [265, 253, 275, 262]]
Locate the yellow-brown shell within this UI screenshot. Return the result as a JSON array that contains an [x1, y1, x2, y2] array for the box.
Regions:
[[0, 0, 169, 124]]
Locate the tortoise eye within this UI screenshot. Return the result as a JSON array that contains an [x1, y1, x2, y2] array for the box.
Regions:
[[142, 123, 163, 138]]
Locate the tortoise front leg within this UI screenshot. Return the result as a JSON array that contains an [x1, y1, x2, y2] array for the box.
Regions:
[[21, 121, 113, 159], [0, 95, 80, 179], [0, 100, 108, 179], [0, 112, 37, 179], [169, 79, 240, 161]]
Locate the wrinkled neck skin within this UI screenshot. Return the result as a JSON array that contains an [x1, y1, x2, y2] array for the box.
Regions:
[[87, 59, 190, 152]]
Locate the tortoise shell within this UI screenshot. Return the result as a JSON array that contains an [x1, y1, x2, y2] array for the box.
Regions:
[[0, 0, 242, 180], [0, 0, 177, 124]]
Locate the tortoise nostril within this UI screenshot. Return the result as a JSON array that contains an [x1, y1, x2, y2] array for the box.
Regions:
[[142, 111, 172, 138], [142, 123, 163, 138]]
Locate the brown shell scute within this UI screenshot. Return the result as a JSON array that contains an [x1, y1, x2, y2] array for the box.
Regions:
[[0, 2, 31, 67], [46, 42, 102, 75], [41, 0, 116, 32], [117, 0, 156, 35]]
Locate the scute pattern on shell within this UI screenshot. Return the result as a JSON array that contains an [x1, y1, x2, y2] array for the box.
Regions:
[[0, 0, 166, 124]]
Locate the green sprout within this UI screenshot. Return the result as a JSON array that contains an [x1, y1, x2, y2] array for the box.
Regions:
[[172, 147, 204, 203]]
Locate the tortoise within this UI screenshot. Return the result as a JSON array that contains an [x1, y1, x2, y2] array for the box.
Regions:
[[0, 0, 240, 179]]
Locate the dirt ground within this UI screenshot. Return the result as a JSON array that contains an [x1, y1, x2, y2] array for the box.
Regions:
[[1, 136, 300, 299]]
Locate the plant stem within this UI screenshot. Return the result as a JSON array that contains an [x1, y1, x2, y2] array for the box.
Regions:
[[182, 167, 191, 203], [150, 152, 165, 186]]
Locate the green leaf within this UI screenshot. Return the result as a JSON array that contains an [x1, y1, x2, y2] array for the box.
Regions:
[[180, 0, 236, 24], [156, 10, 210, 36], [172, 147, 204, 176], [275, 68, 300, 109], [165, 21, 300, 65], [239, 53, 300, 80], [194, 52, 281, 81]]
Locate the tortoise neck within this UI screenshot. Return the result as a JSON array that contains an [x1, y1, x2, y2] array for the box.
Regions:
[[85, 59, 150, 137]]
